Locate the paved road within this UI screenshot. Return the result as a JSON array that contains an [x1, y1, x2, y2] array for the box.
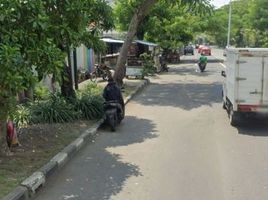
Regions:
[[34, 51, 268, 200]]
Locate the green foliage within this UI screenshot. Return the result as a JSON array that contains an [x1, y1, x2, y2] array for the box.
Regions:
[[202, 0, 268, 47], [79, 82, 103, 96], [75, 83, 104, 120], [0, 0, 114, 124], [34, 83, 50, 100], [140, 53, 156, 76], [8, 105, 30, 130], [75, 94, 104, 120], [8, 83, 105, 125], [114, 0, 212, 48], [30, 94, 80, 124]]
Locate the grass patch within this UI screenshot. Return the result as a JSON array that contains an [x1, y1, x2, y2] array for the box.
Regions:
[[0, 120, 95, 199]]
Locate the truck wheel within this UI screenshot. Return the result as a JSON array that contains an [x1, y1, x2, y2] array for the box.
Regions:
[[229, 108, 239, 126], [222, 101, 227, 109]]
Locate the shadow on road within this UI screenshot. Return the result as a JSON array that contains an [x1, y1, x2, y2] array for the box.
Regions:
[[100, 116, 158, 147], [79, 116, 157, 200], [136, 82, 222, 110], [236, 114, 268, 136], [180, 57, 224, 63], [34, 116, 157, 200], [168, 65, 216, 77]]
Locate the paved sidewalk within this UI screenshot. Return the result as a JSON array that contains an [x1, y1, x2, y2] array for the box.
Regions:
[[3, 78, 150, 200]]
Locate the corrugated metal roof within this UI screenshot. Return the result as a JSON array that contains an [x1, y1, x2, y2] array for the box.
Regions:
[[101, 38, 124, 44], [101, 38, 158, 47], [135, 40, 158, 47]]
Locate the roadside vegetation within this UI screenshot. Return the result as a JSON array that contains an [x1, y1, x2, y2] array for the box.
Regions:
[[199, 0, 268, 48], [0, 81, 137, 198], [1, 0, 268, 197]]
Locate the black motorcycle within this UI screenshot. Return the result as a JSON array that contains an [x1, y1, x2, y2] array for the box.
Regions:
[[159, 55, 169, 72], [198, 61, 207, 72], [104, 101, 124, 131], [91, 64, 111, 81]]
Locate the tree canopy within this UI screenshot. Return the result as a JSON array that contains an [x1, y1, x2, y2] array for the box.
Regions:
[[201, 0, 268, 47], [113, 0, 212, 85], [0, 0, 114, 137]]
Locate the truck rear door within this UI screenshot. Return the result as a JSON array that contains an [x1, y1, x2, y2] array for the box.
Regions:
[[237, 56, 263, 105]]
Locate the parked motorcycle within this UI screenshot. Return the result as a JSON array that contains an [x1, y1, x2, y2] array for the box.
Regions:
[[94, 64, 111, 80], [159, 55, 169, 72], [104, 101, 124, 131], [198, 61, 207, 72]]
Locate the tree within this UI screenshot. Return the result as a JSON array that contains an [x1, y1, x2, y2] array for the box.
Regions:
[[0, 0, 65, 141], [249, 0, 268, 47], [43, 0, 114, 99], [0, 0, 114, 146], [113, 0, 212, 86], [144, 5, 197, 49]]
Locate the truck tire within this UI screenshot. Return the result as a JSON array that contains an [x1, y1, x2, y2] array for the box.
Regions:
[[223, 101, 227, 109], [229, 108, 239, 126]]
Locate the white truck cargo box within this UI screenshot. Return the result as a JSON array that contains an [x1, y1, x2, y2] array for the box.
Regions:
[[222, 48, 268, 125]]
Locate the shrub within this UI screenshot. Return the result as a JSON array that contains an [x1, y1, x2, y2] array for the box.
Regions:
[[80, 82, 103, 96], [75, 94, 104, 120], [30, 93, 80, 124], [8, 104, 30, 129], [140, 53, 156, 76], [76, 83, 104, 120], [34, 82, 50, 100]]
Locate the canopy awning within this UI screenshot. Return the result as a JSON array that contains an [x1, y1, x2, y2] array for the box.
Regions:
[[101, 38, 124, 44], [135, 40, 158, 47]]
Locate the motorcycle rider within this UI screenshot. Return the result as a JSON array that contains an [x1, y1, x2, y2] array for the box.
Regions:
[[159, 53, 168, 72], [198, 53, 208, 72], [199, 53, 208, 64], [103, 77, 124, 121]]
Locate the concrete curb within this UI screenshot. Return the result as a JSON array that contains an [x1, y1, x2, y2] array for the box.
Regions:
[[3, 78, 150, 200]]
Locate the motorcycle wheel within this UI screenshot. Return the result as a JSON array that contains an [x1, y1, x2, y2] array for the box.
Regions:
[[102, 73, 108, 80], [110, 114, 117, 132], [90, 72, 97, 82]]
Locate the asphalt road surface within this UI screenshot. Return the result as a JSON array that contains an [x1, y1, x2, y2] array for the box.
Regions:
[[34, 49, 268, 200]]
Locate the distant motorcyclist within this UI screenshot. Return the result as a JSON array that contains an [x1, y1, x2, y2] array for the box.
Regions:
[[159, 54, 168, 72], [103, 77, 124, 120], [199, 53, 208, 64], [198, 53, 207, 72]]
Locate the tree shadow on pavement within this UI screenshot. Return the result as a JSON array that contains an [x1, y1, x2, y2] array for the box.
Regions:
[[34, 116, 157, 200], [168, 65, 216, 77], [136, 82, 222, 110], [236, 114, 268, 136]]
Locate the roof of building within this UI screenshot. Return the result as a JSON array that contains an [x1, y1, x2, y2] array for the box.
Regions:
[[101, 38, 124, 44], [101, 38, 158, 47], [135, 40, 158, 47]]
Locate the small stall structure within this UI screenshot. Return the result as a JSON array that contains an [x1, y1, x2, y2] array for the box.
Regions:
[[100, 38, 159, 78], [100, 38, 124, 68], [126, 40, 159, 78]]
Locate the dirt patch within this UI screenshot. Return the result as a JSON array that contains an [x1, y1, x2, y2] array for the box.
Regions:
[[0, 120, 96, 198]]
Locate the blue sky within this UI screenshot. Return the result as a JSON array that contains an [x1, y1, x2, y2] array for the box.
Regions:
[[212, 0, 230, 8]]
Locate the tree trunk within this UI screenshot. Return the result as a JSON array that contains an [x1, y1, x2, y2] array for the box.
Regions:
[[0, 96, 8, 148], [114, 0, 157, 86], [24, 88, 34, 101], [61, 49, 76, 100]]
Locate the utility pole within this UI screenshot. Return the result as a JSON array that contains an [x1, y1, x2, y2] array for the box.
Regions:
[[227, 0, 232, 47]]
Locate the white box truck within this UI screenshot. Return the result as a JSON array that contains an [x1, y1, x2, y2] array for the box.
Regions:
[[222, 48, 268, 125]]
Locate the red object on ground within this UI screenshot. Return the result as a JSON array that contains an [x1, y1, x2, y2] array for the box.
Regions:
[[6, 120, 18, 148]]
